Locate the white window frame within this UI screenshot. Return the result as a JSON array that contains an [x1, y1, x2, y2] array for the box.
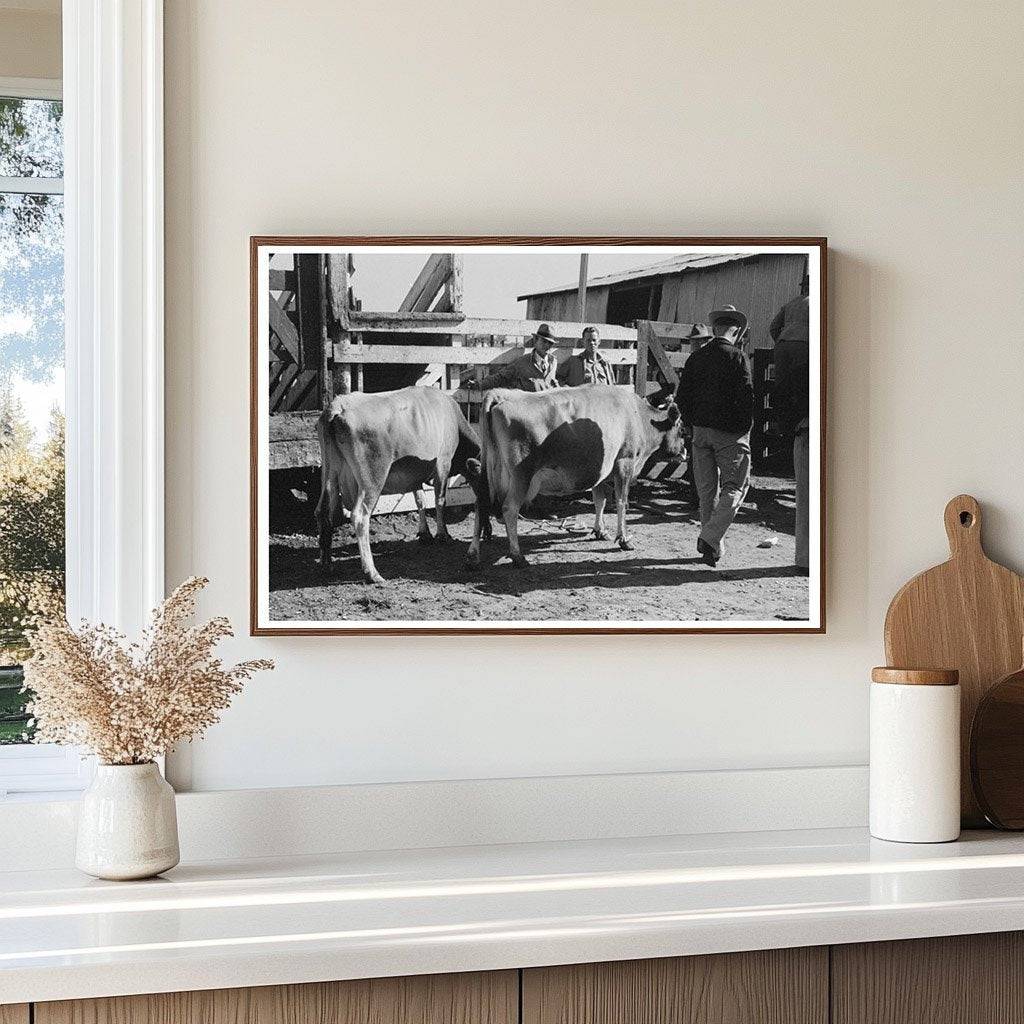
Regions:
[[0, 0, 165, 799]]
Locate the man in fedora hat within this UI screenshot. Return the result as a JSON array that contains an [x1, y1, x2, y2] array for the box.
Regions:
[[675, 304, 754, 567], [557, 326, 615, 387], [481, 323, 560, 392]]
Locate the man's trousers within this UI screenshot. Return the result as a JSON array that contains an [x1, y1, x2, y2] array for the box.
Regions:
[[691, 425, 752, 559]]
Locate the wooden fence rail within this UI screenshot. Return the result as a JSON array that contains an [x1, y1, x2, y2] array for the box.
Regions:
[[270, 331, 691, 473], [329, 343, 689, 367]]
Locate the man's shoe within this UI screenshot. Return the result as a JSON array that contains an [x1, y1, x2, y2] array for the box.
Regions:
[[697, 537, 720, 567]]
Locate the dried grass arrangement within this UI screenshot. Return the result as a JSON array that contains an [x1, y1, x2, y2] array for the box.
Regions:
[[23, 576, 273, 765]]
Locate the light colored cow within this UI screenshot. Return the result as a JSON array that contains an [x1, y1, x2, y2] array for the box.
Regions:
[[469, 385, 684, 568], [316, 387, 485, 584]]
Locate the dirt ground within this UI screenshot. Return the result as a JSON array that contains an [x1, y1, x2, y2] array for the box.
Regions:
[[267, 475, 809, 624]]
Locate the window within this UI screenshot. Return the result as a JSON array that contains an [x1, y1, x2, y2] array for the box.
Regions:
[[0, 81, 86, 797], [0, 5, 166, 797]]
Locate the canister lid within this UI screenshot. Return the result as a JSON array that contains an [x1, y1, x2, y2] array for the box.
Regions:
[[871, 667, 959, 686]]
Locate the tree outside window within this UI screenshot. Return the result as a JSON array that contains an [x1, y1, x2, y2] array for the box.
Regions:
[[0, 95, 65, 745]]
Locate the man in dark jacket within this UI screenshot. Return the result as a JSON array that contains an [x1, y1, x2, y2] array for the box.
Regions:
[[675, 304, 754, 566], [770, 275, 811, 574]]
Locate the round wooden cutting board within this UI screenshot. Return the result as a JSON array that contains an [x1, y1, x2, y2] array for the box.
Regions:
[[970, 658, 1024, 829], [884, 495, 1024, 826]]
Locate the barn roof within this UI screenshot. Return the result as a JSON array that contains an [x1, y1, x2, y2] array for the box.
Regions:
[[517, 252, 757, 300]]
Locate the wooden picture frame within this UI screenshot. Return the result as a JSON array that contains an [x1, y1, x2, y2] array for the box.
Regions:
[[251, 237, 827, 635]]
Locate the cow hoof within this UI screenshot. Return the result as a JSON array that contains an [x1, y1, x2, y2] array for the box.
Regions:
[[617, 538, 634, 551], [592, 529, 609, 541], [364, 571, 387, 585], [511, 554, 530, 568], [418, 531, 434, 546], [465, 551, 481, 571], [436, 531, 453, 545]]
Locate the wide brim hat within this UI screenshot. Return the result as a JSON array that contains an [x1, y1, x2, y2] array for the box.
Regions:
[[708, 305, 748, 331], [532, 323, 557, 344]]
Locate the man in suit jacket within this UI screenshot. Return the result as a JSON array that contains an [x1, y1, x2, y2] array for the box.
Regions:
[[557, 326, 615, 387], [675, 304, 754, 567], [481, 323, 559, 391]]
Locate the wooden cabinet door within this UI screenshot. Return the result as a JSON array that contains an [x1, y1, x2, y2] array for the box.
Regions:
[[832, 932, 1024, 1024], [35, 971, 517, 1024], [0, 1006, 29, 1024], [522, 948, 828, 1024]]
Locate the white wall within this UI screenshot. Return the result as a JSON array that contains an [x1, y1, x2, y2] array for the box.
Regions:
[[0, 5, 61, 80], [164, 0, 1024, 792]]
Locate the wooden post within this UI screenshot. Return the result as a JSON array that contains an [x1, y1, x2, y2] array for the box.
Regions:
[[645, 323, 680, 390], [318, 256, 334, 405], [577, 253, 589, 321], [326, 254, 351, 396], [295, 255, 323, 374], [444, 254, 464, 392], [635, 319, 650, 395], [353, 297, 363, 393], [399, 253, 446, 312], [449, 254, 464, 313]]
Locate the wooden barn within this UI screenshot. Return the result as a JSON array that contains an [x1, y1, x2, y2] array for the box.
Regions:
[[519, 252, 808, 352]]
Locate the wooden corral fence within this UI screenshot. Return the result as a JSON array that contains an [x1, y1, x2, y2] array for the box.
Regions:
[[268, 254, 695, 517]]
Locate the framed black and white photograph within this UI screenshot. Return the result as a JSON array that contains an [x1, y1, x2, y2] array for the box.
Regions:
[[251, 237, 826, 635]]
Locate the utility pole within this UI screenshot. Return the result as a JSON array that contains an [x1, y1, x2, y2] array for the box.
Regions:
[[577, 254, 589, 322]]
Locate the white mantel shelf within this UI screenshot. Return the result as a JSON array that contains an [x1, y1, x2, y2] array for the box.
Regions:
[[4, 828, 1024, 1004]]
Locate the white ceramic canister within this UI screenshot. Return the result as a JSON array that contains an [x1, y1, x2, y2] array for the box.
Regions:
[[76, 762, 180, 880], [870, 667, 961, 843]]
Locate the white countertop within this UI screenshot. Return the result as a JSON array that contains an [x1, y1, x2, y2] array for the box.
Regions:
[[4, 826, 1024, 1004]]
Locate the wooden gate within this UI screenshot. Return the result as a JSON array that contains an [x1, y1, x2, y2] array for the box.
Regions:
[[268, 254, 324, 413]]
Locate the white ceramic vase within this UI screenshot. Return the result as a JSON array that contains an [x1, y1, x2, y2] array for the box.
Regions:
[[76, 762, 180, 880]]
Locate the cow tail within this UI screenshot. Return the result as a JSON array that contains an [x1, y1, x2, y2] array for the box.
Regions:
[[480, 393, 506, 508], [316, 406, 352, 526], [477, 394, 491, 505]]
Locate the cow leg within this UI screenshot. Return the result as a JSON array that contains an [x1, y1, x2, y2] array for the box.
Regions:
[[614, 476, 634, 551], [503, 499, 527, 567], [503, 467, 532, 567], [462, 458, 491, 561], [591, 482, 611, 540], [315, 472, 338, 572], [466, 500, 483, 569], [433, 458, 453, 544], [352, 487, 386, 584], [413, 488, 433, 545]]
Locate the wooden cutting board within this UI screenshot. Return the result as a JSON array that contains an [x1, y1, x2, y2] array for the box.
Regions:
[[884, 494, 1024, 826], [970, 651, 1024, 828]]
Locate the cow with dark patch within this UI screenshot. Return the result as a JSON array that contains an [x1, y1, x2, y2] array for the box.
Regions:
[[316, 387, 488, 584], [468, 385, 684, 568]]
